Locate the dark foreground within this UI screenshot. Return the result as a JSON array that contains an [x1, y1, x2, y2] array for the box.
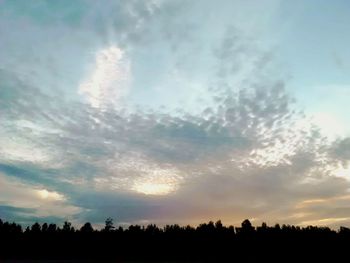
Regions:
[[1, 218, 350, 262]]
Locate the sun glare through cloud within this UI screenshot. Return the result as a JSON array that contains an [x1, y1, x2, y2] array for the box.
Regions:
[[36, 189, 65, 201], [133, 182, 175, 196]]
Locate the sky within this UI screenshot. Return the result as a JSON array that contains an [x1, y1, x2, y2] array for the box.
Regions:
[[0, 0, 350, 228]]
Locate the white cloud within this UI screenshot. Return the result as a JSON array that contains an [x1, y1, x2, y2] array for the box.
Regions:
[[0, 173, 83, 219], [79, 46, 131, 109], [36, 189, 65, 201], [312, 112, 347, 139], [2, 68, 349, 226]]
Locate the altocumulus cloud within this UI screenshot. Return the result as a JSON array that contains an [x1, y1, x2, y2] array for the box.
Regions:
[[0, 0, 350, 228]]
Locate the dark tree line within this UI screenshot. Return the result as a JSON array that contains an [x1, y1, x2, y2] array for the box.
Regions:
[[1, 217, 350, 261]]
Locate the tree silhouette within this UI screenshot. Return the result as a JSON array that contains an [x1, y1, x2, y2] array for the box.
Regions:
[[62, 221, 74, 233], [0, 217, 348, 261], [80, 222, 94, 232], [31, 222, 41, 233], [215, 220, 223, 229], [103, 217, 114, 232], [47, 223, 57, 233], [42, 222, 48, 232], [241, 219, 254, 233]]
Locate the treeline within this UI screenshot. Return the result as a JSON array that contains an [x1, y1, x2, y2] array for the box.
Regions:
[[1, 217, 350, 261]]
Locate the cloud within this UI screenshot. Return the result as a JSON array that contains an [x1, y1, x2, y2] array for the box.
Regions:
[[79, 45, 131, 109], [0, 0, 163, 108], [329, 138, 350, 165], [0, 173, 83, 222], [2, 70, 349, 226], [0, 0, 350, 228]]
